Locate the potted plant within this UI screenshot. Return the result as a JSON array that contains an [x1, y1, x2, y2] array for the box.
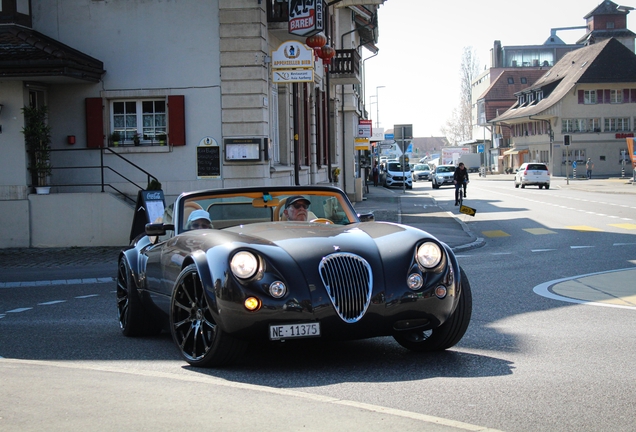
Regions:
[[133, 132, 141, 146], [22, 105, 52, 194], [332, 167, 340, 182], [109, 131, 121, 147]]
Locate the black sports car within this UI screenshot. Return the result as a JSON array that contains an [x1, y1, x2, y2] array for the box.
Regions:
[[117, 186, 472, 367]]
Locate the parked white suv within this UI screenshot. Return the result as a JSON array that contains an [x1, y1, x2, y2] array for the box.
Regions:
[[514, 163, 550, 189]]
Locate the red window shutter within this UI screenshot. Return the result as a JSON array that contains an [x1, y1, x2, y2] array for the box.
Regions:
[[85, 98, 104, 148], [604, 89, 610, 103], [624, 89, 631, 103], [631, 89, 636, 103], [168, 95, 186, 146], [578, 90, 584, 104], [597, 90, 604, 104]]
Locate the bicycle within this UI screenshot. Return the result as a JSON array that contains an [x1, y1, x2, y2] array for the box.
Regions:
[[454, 180, 467, 206]]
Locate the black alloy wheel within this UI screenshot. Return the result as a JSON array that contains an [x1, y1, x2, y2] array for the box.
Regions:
[[170, 264, 246, 367], [393, 267, 473, 352], [116, 257, 159, 336]]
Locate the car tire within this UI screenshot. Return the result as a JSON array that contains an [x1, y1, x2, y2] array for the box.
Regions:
[[545, 184, 550, 189], [515, 182, 519, 188], [539, 185, 543, 189], [117, 256, 160, 337], [170, 264, 247, 367], [521, 184, 525, 188], [393, 267, 472, 352]]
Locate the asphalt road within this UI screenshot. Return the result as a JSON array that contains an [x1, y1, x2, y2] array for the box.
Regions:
[[1, 175, 635, 431]]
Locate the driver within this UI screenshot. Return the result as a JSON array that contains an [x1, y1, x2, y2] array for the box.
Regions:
[[283, 195, 311, 221]]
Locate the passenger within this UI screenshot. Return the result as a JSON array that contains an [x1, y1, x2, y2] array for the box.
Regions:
[[186, 209, 212, 230], [283, 195, 311, 221]]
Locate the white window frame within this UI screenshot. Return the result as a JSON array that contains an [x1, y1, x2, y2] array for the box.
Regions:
[[604, 117, 631, 132], [110, 99, 167, 146], [584, 90, 597, 104], [610, 89, 623, 104]]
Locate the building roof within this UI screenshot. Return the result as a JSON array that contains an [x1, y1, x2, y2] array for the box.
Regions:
[[477, 69, 548, 101], [583, 0, 627, 19], [491, 38, 636, 123], [0, 25, 105, 83]]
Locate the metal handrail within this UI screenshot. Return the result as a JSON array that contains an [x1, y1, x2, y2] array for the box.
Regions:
[[30, 147, 159, 205]]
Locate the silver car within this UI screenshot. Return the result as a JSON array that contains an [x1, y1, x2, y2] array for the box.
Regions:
[[432, 165, 456, 189], [412, 164, 432, 182], [514, 163, 550, 189]]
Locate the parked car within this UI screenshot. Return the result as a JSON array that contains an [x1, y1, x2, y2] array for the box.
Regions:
[[412, 163, 432, 182], [384, 161, 413, 189], [514, 163, 550, 189], [432, 165, 456, 189], [117, 186, 472, 367]]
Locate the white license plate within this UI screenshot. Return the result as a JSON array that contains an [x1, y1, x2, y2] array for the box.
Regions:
[[269, 323, 320, 340]]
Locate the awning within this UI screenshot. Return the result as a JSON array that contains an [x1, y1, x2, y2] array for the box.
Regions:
[[503, 146, 529, 155]]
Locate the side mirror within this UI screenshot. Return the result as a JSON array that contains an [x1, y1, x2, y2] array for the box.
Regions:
[[145, 223, 174, 236], [358, 212, 375, 222]]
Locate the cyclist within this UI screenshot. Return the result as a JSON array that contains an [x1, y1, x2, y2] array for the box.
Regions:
[[453, 162, 469, 206]]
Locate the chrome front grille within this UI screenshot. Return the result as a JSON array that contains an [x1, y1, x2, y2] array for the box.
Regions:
[[318, 253, 373, 323]]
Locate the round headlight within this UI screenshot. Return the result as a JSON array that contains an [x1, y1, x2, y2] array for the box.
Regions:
[[269, 281, 287, 298], [230, 251, 259, 279], [416, 242, 442, 269]]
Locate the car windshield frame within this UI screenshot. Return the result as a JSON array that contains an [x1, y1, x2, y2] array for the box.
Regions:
[[173, 187, 359, 234]]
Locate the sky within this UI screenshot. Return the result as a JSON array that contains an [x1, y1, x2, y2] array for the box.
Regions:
[[362, 0, 636, 138]]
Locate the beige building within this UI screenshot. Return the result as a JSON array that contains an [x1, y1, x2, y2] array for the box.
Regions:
[[0, 0, 386, 248], [492, 37, 636, 178]]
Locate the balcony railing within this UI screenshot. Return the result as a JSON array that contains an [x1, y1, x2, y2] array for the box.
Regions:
[[328, 49, 361, 85]]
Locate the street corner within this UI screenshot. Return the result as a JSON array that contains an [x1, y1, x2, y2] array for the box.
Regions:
[[533, 267, 636, 309]]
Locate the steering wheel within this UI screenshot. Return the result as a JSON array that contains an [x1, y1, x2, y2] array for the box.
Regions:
[[310, 218, 334, 224], [273, 198, 287, 221]]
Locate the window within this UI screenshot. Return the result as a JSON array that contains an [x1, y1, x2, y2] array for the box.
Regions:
[[588, 118, 601, 132], [604, 118, 630, 132], [111, 99, 167, 145], [536, 90, 543, 102], [508, 77, 514, 84], [584, 90, 597, 104], [606, 22, 615, 29], [521, 77, 527, 84], [610, 89, 623, 104], [562, 119, 574, 133]]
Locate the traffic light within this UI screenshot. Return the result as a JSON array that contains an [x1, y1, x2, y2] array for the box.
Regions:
[[564, 135, 571, 146]]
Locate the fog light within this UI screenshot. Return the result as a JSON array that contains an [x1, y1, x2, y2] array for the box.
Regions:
[[407, 273, 423, 290], [269, 281, 287, 298], [244, 296, 261, 311], [435, 285, 447, 299]]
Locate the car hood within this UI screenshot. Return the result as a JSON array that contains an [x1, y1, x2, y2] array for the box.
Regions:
[[222, 221, 429, 262]]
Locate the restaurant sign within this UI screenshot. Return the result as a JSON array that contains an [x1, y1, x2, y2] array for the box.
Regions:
[[289, 0, 324, 37]]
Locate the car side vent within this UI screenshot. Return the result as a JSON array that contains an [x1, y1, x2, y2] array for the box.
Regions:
[[319, 252, 373, 323]]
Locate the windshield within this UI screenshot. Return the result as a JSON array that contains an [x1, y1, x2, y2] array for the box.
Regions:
[[436, 166, 455, 173], [387, 162, 406, 172], [177, 190, 358, 232], [414, 164, 430, 171]]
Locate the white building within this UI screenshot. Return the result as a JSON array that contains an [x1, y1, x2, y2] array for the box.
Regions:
[[0, 0, 386, 248]]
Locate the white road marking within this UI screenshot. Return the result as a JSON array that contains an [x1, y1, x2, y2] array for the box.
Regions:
[[0, 277, 113, 289]]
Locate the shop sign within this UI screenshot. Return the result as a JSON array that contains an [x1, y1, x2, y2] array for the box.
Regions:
[[289, 1, 324, 37]]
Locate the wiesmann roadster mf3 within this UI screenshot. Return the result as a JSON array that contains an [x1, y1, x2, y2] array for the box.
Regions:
[[117, 186, 472, 367]]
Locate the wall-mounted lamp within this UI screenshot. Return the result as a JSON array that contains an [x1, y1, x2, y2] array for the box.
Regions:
[[67, 135, 76, 145]]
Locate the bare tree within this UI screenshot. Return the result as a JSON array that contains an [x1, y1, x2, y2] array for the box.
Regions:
[[442, 47, 480, 146]]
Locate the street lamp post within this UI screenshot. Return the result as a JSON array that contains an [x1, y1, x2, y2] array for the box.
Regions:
[[375, 85, 385, 128]]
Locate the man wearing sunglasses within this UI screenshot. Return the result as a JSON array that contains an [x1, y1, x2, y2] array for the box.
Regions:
[[283, 195, 311, 221]]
